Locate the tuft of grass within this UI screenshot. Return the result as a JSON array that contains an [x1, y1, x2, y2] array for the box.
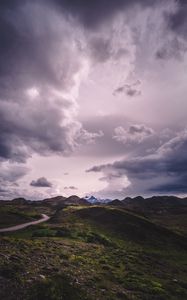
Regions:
[[85, 231, 113, 246], [32, 228, 56, 237], [29, 274, 89, 300]]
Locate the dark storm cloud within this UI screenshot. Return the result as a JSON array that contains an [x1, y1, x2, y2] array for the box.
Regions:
[[0, 0, 25, 9], [53, 0, 157, 28], [167, 0, 187, 39], [0, 96, 79, 162], [0, 0, 186, 169], [53, 0, 187, 64], [30, 177, 53, 187], [88, 131, 187, 194], [0, 1, 70, 160], [156, 0, 187, 59], [0, 2, 80, 96], [149, 179, 187, 194], [0, 0, 102, 162]]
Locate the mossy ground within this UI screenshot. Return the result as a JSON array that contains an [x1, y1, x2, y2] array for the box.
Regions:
[[0, 205, 187, 300]]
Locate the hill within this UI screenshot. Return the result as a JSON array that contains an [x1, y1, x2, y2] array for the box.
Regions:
[[43, 195, 90, 207], [43, 195, 67, 206], [121, 195, 187, 214], [73, 206, 187, 248], [0, 200, 187, 300], [0, 205, 41, 229], [107, 199, 123, 206], [120, 196, 187, 236]]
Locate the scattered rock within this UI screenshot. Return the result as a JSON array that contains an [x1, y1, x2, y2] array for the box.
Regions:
[[0, 253, 9, 260], [9, 255, 21, 261]]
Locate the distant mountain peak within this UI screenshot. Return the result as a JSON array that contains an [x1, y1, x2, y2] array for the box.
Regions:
[[85, 195, 99, 203]]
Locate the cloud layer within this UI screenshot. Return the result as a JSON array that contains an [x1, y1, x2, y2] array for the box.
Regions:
[[1, 0, 187, 199], [0, 0, 102, 163], [88, 130, 187, 197]]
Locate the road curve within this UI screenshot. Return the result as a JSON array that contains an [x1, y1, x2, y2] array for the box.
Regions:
[[0, 214, 50, 233]]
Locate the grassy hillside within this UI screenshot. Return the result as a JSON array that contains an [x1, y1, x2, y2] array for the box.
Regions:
[[112, 196, 187, 237], [150, 212, 187, 237], [73, 206, 187, 248], [0, 205, 187, 300], [0, 206, 41, 228], [0, 202, 55, 229]]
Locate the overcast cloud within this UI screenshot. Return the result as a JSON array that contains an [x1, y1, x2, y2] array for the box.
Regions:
[[1, 0, 187, 199]]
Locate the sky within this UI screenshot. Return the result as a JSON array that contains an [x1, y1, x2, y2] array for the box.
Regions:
[[1, 0, 187, 200]]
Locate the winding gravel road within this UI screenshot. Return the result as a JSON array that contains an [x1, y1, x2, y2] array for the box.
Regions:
[[0, 214, 50, 233]]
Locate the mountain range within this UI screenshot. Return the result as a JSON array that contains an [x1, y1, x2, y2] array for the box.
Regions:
[[1, 194, 187, 215]]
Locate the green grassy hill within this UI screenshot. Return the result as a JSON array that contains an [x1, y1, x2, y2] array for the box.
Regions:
[[0, 204, 187, 300], [73, 206, 187, 247]]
